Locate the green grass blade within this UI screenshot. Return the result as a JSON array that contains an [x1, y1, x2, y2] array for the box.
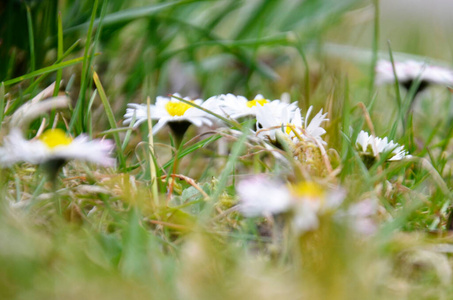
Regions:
[[368, 0, 380, 98], [25, 5, 35, 73], [53, 12, 64, 98], [2, 55, 94, 86], [0, 82, 5, 127], [171, 94, 242, 129], [23, 39, 82, 96], [93, 71, 125, 169], [64, 1, 198, 34], [71, 0, 99, 133], [122, 115, 136, 151], [87, 89, 98, 139], [387, 41, 402, 141], [162, 134, 222, 169]]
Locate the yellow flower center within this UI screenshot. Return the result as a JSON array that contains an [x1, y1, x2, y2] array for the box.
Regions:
[[285, 124, 292, 135], [39, 129, 73, 149], [290, 181, 325, 201], [165, 101, 193, 116], [246, 98, 269, 108]]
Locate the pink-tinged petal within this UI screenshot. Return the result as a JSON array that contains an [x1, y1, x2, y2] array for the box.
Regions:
[[0, 129, 49, 167], [53, 136, 116, 167]]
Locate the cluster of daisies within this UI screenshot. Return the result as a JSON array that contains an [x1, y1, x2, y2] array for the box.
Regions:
[[123, 92, 413, 165], [1, 57, 452, 233], [124, 93, 329, 147]]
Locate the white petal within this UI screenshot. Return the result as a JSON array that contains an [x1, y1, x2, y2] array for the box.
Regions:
[[236, 176, 293, 217]]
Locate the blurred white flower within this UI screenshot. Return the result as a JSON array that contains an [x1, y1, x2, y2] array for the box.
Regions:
[[290, 181, 345, 232], [345, 198, 378, 235], [236, 176, 292, 217], [375, 60, 453, 88], [205, 93, 298, 119], [0, 128, 115, 168], [236, 176, 344, 233], [355, 130, 412, 161], [123, 93, 214, 134], [0, 97, 115, 169]]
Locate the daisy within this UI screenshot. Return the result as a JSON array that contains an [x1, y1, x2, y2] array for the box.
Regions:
[[355, 130, 412, 164], [123, 93, 214, 145], [236, 176, 292, 217], [301, 106, 329, 144], [375, 59, 453, 90], [254, 104, 302, 145], [205, 93, 298, 119], [0, 98, 115, 181], [0, 128, 115, 168], [236, 176, 344, 233], [255, 104, 328, 146]]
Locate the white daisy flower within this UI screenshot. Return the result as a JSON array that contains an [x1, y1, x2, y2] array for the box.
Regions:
[[355, 130, 412, 162], [0, 128, 116, 168], [255, 104, 328, 145], [205, 93, 298, 119], [303, 106, 329, 144], [375, 59, 453, 89], [123, 93, 214, 134], [236, 176, 344, 233], [255, 105, 303, 146], [0, 97, 115, 170]]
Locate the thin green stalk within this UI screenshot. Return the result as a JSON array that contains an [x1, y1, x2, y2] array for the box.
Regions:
[[197, 127, 249, 224], [26, 177, 47, 212], [53, 12, 64, 98], [368, 0, 380, 98], [0, 83, 5, 127], [162, 134, 222, 169], [291, 34, 310, 107], [121, 114, 136, 151], [171, 94, 242, 129], [211, 128, 249, 201], [82, 0, 109, 131], [147, 96, 159, 205], [93, 71, 125, 169], [387, 41, 402, 141], [26, 5, 35, 73], [14, 175, 21, 203], [70, 0, 99, 133], [87, 89, 98, 138]]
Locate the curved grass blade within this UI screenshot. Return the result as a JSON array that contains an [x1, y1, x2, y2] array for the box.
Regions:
[[170, 94, 242, 129], [64, 0, 200, 34], [162, 134, 222, 170], [2, 55, 92, 86]]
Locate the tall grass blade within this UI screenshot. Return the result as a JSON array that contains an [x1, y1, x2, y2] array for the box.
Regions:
[[93, 71, 125, 169], [25, 5, 35, 73]]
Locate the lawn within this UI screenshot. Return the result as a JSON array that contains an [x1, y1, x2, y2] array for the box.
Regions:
[[1, 0, 453, 299]]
